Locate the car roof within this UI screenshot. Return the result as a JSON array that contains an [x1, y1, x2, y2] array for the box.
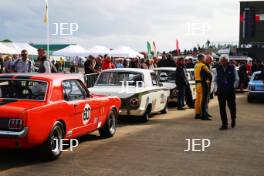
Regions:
[[0, 73, 84, 82], [153, 67, 176, 71], [101, 68, 155, 74]]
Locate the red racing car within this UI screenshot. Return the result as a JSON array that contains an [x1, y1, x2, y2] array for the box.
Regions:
[[0, 73, 120, 160]]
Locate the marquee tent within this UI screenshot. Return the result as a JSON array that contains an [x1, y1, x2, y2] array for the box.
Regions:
[[81, 45, 110, 57], [108, 46, 144, 58], [1, 42, 38, 55], [0, 43, 18, 54], [52, 44, 89, 57]]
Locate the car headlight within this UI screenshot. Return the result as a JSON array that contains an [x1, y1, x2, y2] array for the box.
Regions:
[[171, 88, 178, 97], [129, 97, 140, 109]]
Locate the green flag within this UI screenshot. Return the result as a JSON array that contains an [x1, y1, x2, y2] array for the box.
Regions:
[[147, 41, 152, 58]]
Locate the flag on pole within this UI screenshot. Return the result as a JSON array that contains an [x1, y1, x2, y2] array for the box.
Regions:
[[176, 39, 180, 55], [44, 0, 48, 24], [147, 41, 152, 58], [153, 41, 157, 57]]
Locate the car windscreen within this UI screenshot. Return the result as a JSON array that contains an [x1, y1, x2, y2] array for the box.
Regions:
[[0, 80, 48, 101], [253, 73, 264, 81], [96, 72, 143, 86], [156, 70, 176, 83]]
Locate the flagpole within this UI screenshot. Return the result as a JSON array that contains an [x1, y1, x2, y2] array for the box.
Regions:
[[46, 0, 49, 60]]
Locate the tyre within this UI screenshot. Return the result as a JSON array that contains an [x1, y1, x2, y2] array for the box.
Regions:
[[41, 121, 65, 161], [247, 96, 253, 103], [141, 105, 151, 122], [161, 102, 168, 114], [99, 110, 117, 138]]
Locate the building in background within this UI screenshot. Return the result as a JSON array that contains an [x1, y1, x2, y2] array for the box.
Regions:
[[239, 1, 264, 60]]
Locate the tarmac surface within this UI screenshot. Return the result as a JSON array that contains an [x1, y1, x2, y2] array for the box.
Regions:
[[0, 93, 263, 176]]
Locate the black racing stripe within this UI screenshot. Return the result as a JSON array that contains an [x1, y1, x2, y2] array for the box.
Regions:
[[0, 99, 18, 106], [0, 75, 14, 79], [14, 75, 33, 80]]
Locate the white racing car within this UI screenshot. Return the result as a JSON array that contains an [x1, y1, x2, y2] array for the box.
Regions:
[[89, 68, 170, 122], [154, 67, 216, 104]]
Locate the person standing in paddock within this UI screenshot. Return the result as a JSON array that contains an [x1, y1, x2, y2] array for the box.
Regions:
[[215, 55, 239, 130], [194, 54, 212, 120], [175, 57, 188, 110]]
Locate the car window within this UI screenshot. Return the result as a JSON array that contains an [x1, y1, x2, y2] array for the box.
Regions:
[[0, 80, 48, 101], [151, 73, 158, 86], [157, 70, 176, 83], [62, 80, 88, 101], [254, 74, 263, 81], [96, 72, 143, 86]]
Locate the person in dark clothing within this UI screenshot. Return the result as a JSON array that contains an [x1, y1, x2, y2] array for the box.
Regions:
[[157, 54, 168, 67], [238, 62, 248, 91], [251, 59, 264, 74], [204, 55, 213, 117], [215, 55, 239, 130], [166, 54, 176, 67], [186, 58, 195, 68], [175, 57, 188, 110], [129, 58, 139, 68], [84, 56, 97, 74], [37, 48, 52, 73], [0, 56, 3, 73]]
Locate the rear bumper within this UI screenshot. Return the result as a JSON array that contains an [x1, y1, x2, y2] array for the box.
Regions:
[[248, 91, 264, 99], [0, 127, 31, 149], [0, 127, 29, 138]]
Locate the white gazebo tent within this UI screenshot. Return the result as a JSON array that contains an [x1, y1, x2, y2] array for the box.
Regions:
[[108, 46, 144, 58], [81, 45, 110, 57], [52, 45, 89, 57], [1, 42, 38, 55], [0, 43, 18, 54]]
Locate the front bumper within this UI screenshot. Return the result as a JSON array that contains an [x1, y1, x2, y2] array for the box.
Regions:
[[119, 108, 145, 116]]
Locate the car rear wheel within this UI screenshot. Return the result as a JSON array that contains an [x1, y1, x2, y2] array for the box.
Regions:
[[99, 110, 117, 138], [40, 121, 64, 161], [161, 102, 168, 114]]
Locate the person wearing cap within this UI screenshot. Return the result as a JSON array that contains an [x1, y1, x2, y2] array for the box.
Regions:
[[215, 55, 239, 130], [194, 54, 212, 120]]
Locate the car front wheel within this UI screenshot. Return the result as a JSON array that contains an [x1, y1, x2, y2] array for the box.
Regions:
[[99, 110, 117, 138]]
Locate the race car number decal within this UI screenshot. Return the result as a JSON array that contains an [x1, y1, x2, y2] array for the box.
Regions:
[[83, 104, 91, 125]]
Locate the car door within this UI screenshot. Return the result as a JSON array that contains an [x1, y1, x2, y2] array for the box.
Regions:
[[150, 72, 164, 112], [62, 80, 99, 137]]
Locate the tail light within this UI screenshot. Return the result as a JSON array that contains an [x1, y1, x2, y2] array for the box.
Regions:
[[8, 119, 24, 130], [249, 85, 255, 91]]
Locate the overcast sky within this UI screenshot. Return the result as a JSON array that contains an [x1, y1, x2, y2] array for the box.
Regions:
[[0, 0, 248, 51]]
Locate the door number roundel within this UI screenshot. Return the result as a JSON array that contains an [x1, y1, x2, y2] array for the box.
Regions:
[[83, 104, 91, 125]]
